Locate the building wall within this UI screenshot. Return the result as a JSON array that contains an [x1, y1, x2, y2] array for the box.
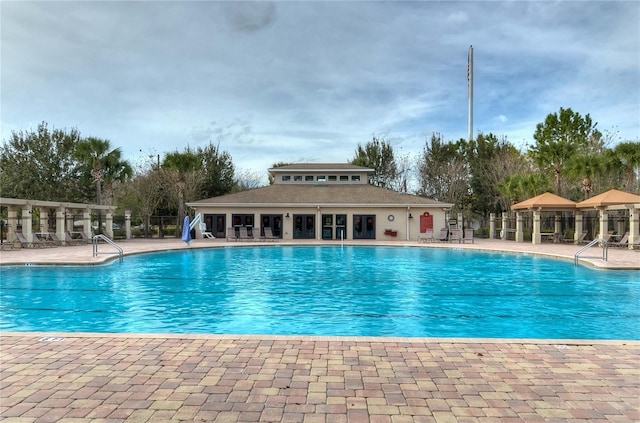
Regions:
[[192, 206, 449, 241]]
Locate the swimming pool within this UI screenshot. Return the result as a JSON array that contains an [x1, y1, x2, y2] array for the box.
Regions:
[[1, 246, 638, 339]]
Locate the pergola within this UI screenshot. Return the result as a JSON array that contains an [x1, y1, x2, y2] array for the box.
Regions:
[[511, 192, 577, 244], [0, 197, 117, 245], [576, 189, 640, 248]]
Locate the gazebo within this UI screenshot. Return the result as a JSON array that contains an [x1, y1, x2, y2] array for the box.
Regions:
[[511, 192, 577, 244], [576, 189, 640, 248]]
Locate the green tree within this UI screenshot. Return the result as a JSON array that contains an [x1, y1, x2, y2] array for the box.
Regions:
[[416, 133, 469, 211], [196, 142, 236, 197], [610, 141, 640, 193], [162, 148, 203, 229], [351, 136, 398, 189], [115, 157, 164, 238], [74, 137, 132, 206], [466, 133, 528, 216], [530, 107, 600, 196], [0, 122, 88, 201], [498, 173, 552, 206]]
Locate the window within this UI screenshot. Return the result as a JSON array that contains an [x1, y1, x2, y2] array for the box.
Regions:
[[305, 175, 314, 181], [351, 175, 360, 181], [317, 175, 326, 182], [339, 175, 348, 181], [328, 175, 337, 181], [281, 175, 291, 182], [294, 175, 302, 181]]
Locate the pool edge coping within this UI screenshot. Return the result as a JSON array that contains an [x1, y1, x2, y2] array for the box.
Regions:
[[3, 332, 639, 345]]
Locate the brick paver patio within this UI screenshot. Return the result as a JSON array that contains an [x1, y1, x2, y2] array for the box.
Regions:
[[1, 334, 638, 422], [1, 239, 639, 421]]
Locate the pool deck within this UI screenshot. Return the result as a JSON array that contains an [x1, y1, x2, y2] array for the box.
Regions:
[[1, 238, 639, 422]]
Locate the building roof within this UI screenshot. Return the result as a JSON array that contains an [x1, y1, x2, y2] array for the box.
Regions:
[[188, 184, 453, 208], [511, 192, 576, 211], [576, 189, 640, 208], [268, 163, 374, 173]]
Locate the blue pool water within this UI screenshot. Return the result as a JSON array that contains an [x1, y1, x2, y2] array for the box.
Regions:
[[1, 246, 638, 339]]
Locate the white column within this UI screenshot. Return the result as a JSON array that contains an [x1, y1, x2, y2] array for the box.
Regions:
[[532, 209, 542, 244], [22, 206, 33, 243], [56, 208, 66, 243], [83, 208, 92, 237], [125, 210, 132, 240], [489, 213, 496, 239], [515, 212, 524, 242], [598, 208, 608, 239], [574, 211, 583, 244], [105, 210, 114, 238], [501, 214, 508, 240], [628, 206, 638, 249], [7, 207, 18, 244]]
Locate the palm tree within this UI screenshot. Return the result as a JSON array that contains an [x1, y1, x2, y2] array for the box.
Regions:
[[567, 153, 607, 200], [162, 149, 202, 232], [74, 137, 132, 232], [612, 141, 640, 192]]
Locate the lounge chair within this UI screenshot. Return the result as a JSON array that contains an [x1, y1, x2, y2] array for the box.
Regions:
[[437, 228, 448, 242], [263, 227, 280, 241], [33, 232, 58, 247], [462, 228, 474, 244], [449, 229, 462, 243], [611, 232, 629, 248], [65, 231, 86, 246], [238, 227, 253, 241], [200, 222, 215, 239], [48, 233, 64, 246], [15, 232, 34, 248], [568, 230, 587, 244], [227, 227, 238, 241], [418, 229, 434, 243]]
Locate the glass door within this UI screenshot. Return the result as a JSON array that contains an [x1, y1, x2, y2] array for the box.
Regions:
[[293, 214, 315, 239]]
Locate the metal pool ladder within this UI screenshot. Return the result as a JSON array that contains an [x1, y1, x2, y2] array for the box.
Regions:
[[574, 238, 608, 266], [92, 234, 123, 263]]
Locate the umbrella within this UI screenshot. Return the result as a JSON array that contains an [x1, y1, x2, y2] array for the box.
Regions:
[[181, 215, 192, 244]]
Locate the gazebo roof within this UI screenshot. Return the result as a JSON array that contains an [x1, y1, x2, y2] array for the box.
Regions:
[[511, 192, 576, 211], [576, 189, 640, 208]]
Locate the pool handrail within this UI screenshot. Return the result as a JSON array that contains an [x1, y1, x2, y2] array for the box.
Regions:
[[574, 238, 608, 266], [92, 234, 123, 263]]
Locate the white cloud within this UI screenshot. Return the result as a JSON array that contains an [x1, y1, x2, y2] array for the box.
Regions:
[[1, 0, 638, 185]]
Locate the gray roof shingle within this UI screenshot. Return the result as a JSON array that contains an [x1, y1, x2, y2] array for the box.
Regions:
[[189, 184, 452, 207]]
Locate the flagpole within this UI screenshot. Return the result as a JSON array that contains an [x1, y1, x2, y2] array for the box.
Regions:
[[468, 45, 473, 142]]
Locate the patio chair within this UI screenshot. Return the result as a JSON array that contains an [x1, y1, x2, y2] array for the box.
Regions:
[[65, 231, 86, 246], [48, 233, 64, 246], [15, 232, 34, 248], [611, 232, 629, 248], [462, 228, 474, 244], [33, 232, 58, 248], [437, 228, 448, 242], [418, 229, 434, 243], [449, 229, 462, 243], [568, 230, 588, 244], [263, 227, 280, 241], [238, 226, 253, 241], [199, 222, 215, 239]]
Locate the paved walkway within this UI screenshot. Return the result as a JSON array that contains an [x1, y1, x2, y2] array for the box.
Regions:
[[1, 334, 639, 422], [1, 238, 639, 422]]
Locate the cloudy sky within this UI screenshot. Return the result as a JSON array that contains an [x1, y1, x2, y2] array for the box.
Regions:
[[2, 1, 639, 183]]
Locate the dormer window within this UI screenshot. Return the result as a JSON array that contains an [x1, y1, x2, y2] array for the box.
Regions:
[[352, 175, 360, 181], [317, 175, 326, 182], [282, 175, 291, 182], [340, 175, 348, 181], [305, 175, 314, 182], [294, 175, 302, 181], [328, 175, 337, 181]]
